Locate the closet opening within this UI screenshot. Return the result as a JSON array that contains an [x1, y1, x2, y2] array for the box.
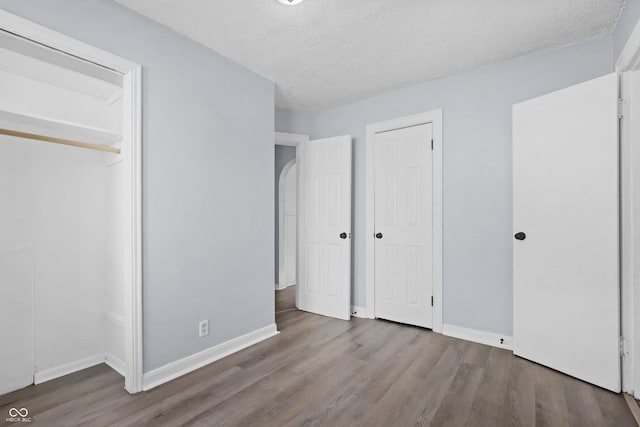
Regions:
[[0, 11, 142, 394]]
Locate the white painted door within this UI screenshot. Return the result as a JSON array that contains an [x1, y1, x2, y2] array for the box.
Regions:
[[0, 247, 34, 395], [283, 163, 297, 286], [513, 73, 620, 392], [374, 123, 433, 328], [297, 135, 352, 320]]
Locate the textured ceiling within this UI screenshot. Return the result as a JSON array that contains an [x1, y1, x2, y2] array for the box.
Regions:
[[115, 0, 624, 111]]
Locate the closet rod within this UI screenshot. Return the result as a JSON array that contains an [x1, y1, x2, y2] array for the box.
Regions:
[[0, 128, 121, 154]]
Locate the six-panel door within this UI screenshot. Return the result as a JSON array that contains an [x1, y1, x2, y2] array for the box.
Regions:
[[297, 135, 352, 320], [374, 124, 434, 328]]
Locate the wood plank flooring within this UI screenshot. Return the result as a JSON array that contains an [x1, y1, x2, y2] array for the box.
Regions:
[[275, 284, 296, 313], [0, 286, 634, 426]]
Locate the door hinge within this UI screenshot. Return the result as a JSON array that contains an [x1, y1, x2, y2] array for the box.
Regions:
[[620, 336, 628, 357], [431, 296, 434, 306], [618, 99, 625, 119], [431, 139, 434, 150]]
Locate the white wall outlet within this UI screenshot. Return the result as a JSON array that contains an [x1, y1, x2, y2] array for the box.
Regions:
[[198, 320, 209, 338]]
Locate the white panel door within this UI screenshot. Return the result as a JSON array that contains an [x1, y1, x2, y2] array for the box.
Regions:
[[513, 73, 620, 392], [0, 247, 34, 395], [374, 124, 433, 328], [297, 135, 352, 320], [283, 164, 297, 286]]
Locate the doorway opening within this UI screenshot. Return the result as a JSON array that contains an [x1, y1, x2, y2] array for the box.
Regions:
[[274, 132, 353, 323], [275, 132, 308, 321], [277, 158, 297, 292], [276, 157, 297, 315]]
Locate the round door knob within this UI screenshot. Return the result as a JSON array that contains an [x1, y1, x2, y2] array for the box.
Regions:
[[375, 233, 383, 239], [340, 232, 348, 239], [514, 232, 526, 241]]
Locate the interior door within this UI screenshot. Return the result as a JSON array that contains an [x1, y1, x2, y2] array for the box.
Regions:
[[297, 135, 352, 320], [0, 247, 34, 395], [284, 164, 297, 286], [513, 73, 620, 392], [374, 124, 433, 328]]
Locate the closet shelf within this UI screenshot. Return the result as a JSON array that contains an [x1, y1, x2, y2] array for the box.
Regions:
[[0, 109, 122, 149]]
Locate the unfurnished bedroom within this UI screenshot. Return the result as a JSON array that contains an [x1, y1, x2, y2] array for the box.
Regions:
[[1, 0, 640, 426]]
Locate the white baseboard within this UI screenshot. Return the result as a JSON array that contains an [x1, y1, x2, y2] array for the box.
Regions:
[[142, 323, 279, 391], [34, 354, 105, 384], [350, 305, 372, 319], [275, 283, 295, 290], [105, 353, 125, 377], [442, 324, 513, 351]]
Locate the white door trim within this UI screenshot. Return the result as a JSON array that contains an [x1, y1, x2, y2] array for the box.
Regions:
[[277, 158, 296, 289], [365, 110, 443, 332], [275, 131, 309, 147], [617, 18, 640, 73], [0, 10, 144, 393], [618, 17, 640, 397]]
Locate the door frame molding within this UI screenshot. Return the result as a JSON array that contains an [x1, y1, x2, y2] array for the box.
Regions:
[[275, 131, 309, 147], [365, 110, 443, 332], [277, 158, 297, 290], [617, 17, 640, 397], [0, 10, 144, 393]]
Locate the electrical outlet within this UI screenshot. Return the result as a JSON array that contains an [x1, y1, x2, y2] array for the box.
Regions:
[[199, 320, 209, 338]]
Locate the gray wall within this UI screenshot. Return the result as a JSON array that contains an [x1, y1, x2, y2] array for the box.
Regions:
[[276, 37, 613, 336], [274, 145, 296, 284], [276, 110, 314, 137], [615, 0, 640, 60], [0, 0, 275, 371], [275, 110, 313, 137]]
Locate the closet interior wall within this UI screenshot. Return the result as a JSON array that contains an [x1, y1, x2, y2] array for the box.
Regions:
[[0, 34, 126, 389]]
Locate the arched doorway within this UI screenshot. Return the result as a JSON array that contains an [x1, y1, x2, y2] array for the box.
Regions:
[[278, 159, 297, 289]]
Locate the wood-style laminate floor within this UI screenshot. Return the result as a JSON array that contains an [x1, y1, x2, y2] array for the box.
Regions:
[[275, 284, 297, 313], [1, 286, 635, 426]]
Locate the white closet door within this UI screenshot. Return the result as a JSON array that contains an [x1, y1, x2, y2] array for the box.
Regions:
[[0, 247, 34, 395], [513, 73, 620, 392], [297, 135, 352, 320], [374, 124, 433, 328]]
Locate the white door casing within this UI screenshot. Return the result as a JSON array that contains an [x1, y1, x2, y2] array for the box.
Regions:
[[619, 70, 640, 394], [365, 110, 443, 332], [513, 73, 620, 392], [278, 161, 297, 288], [297, 135, 352, 320], [617, 17, 640, 397], [374, 124, 434, 328]]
